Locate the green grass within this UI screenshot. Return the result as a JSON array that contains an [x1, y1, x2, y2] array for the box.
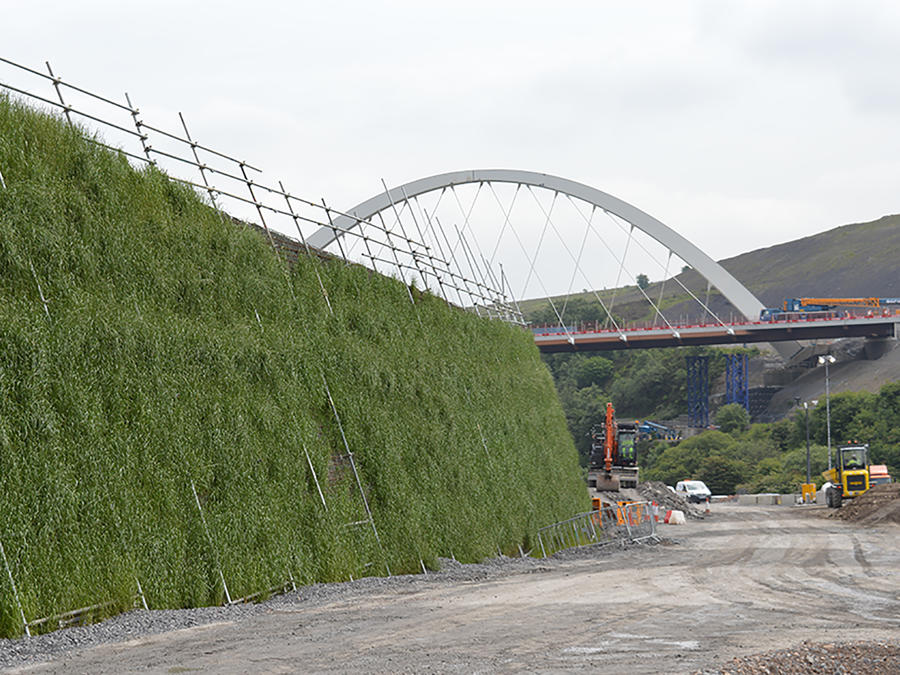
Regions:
[[0, 96, 587, 636]]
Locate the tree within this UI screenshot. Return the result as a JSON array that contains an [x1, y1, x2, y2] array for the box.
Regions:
[[697, 455, 748, 494], [573, 356, 614, 389], [715, 403, 749, 434], [636, 273, 649, 290]]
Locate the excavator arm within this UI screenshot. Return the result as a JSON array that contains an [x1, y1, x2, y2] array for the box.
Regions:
[[604, 402, 617, 473]]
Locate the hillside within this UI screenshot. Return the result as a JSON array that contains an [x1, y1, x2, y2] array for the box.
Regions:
[[521, 214, 900, 324], [0, 96, 587, 637]]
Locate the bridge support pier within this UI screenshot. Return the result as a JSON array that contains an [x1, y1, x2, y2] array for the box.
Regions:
[[863, 336, 895, 360], [725, 353, 750, 414], [686, 355, 710, 428]]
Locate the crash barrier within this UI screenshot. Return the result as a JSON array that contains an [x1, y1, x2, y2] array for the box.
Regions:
[[536, 501, 658, 557]]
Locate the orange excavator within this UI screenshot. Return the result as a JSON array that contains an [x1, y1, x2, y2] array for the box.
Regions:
[[587, 402, 639, 491]]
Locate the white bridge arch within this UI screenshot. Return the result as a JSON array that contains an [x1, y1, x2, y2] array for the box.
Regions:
[[308, 169, 766, 323]]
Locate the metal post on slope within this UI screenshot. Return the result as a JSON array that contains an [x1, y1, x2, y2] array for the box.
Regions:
[[135, 578, 149, 610], [190, 480, 232, 605], [124, 93, 155, 165], [373, 210, 418, 308], [281, 186, 333, 315], [44, 61, 73, 127], [238, 161, 278, 252], [400, 185, 450, 303], [28, 260, 51, 320], [0, 538, 30, 636], [179, 112, 220, 210], [320, 198, 350, 263], [321, 374, 391, 577], [381, 179, 431, 295], [303, 445, 328, 511]]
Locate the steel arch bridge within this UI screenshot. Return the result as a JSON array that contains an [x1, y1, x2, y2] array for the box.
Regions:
[[309, 170, 850, 360], [306, 170, 896, 360], [308, 169, 764, 323]]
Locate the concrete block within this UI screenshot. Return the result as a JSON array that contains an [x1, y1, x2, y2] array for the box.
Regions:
[[756, 493, 781, 505], [737, 494, 757, 505]]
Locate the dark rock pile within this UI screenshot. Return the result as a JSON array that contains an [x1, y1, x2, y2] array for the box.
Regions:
[[830, 483, 900, 525], [696, 640, 900, 674]]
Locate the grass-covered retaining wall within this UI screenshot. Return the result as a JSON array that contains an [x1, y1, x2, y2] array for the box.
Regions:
[[0, 97, 587, 636]]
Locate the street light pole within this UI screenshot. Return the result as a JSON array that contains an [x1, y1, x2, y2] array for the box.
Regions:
[[804, 401, 811, 485], [818, 355, 836, 470]]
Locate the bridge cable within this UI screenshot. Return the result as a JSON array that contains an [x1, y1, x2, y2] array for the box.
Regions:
[[519, 188, 558, 299], [654, 250, 673, 327], [448, 183, 484, 259], [520, 187, 627, 340], [594, 207, 733, 332], [486, 183, 522, 267], [475, 185, 578, 341], [559, 202, 681, 337], [605, 223, 634, 328], [559, 204, 595, 325]]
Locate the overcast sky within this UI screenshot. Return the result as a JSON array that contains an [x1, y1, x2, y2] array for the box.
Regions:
[[4, 0, 900, 270]]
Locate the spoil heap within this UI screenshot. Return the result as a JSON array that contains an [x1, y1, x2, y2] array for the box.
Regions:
[[637, 481, 707, 519], [830, 483, 900, 525]]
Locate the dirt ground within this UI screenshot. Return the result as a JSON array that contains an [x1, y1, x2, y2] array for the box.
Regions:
[[6, 503, 900, 674], [829, 483, 900, 525]]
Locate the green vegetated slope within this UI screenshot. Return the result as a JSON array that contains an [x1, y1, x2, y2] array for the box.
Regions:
[[0, 97, 587, 637]]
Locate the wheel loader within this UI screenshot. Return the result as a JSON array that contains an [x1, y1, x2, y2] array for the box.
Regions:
[[822, 443, 871, 508]]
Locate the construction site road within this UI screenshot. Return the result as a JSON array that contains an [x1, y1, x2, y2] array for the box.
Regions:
[[7, 503, 900, 674]]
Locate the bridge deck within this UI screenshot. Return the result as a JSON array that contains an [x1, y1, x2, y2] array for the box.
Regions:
[[533, 315, 898, 352]]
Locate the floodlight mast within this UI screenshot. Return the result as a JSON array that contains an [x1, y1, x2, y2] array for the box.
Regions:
[[818, 355, 836, 470]]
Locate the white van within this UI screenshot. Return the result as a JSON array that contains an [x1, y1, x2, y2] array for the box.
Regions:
[[675, 480, 711, 503]]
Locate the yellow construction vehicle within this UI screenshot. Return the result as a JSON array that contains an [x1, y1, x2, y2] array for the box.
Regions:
[[822, 443, 871, 508]]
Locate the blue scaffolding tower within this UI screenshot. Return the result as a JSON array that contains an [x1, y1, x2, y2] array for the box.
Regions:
[[686, 355, 709, 428], [725, 353, 750, 414]]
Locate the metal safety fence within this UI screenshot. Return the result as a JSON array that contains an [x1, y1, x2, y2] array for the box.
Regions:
[[536, 501, 659, 558], [0, 55, 519, 322]]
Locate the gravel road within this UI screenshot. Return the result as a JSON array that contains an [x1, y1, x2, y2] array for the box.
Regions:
[[2, 503, 899, 673]]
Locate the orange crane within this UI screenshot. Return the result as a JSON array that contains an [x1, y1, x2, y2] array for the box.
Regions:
[[783, 297, 900, 311]]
